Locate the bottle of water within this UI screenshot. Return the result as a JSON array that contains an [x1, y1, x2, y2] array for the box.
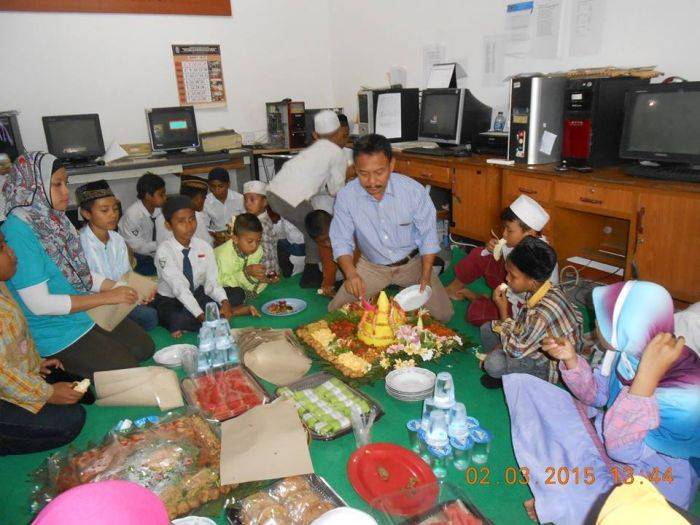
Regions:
[[198, 325, 215, 371], [213, 319, 232, 367], [494, 111, 506, 132]]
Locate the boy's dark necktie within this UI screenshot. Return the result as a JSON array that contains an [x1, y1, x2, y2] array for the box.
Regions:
[[150, 216, 157, 242], [182, 248, 194, 292]]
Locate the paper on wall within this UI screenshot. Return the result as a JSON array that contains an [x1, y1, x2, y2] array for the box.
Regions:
[[375, 92, 402, 139], [422, 43, 446, 88], [482, 35, 506, 87], [539, 130, 557, 155], [531, 0, 563, 59], [569, 0, 606, 56], [505, 1, 534, 56]]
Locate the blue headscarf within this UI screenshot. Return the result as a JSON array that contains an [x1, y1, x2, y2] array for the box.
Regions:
[[593, 281, 700, 460]]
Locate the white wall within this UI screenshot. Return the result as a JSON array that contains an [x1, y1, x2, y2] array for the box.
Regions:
[[0, 0, 335, 150], [3, 0, 700, 150], [328, 0, 700, 125]]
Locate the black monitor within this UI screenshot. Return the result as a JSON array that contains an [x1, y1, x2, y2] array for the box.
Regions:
[[146, 106, 199, 152], [42, 113, 105, 161], [0, 111, 24, 163], [418, 88, 492, 147], [619, 82, 700, 165]]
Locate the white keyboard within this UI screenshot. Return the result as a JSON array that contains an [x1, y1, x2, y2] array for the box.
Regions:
[[392, 141, 439, 150]]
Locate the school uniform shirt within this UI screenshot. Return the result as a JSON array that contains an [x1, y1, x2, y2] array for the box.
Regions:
[[203, 189, 245, 233], [118, 200, 162, 256], [79, 226, 131, 282], [268, 139, 346, 207], [156, 237, 227, 319], [155, 211, 212, 246]]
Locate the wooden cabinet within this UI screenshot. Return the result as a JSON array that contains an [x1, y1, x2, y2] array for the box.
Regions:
[[392, 157, 451, 188], [451, 165, 501, 242], [554, 180, 634, 216], [502, 172, 552, 205], [635, 190, 700, 303]]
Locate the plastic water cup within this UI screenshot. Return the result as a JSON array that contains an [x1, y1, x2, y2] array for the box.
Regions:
[[450, 436, 473, 471], [433, 371, 455, 409], [426, 409, 449, 448], [470, 427, 492, 465], [407, 419, 422, 453], [428, 444, 452, 479], [448, 402, 469, 440], [421, 397, 437, 432], [205, 302, 220, 325], [465, 416, 480, 430], [417, 429, 431, 463], [181, 347, 199, 377]]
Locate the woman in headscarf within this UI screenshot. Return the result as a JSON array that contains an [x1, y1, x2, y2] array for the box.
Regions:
[[1, 152, 154, 380], [502, 280, 699, 525]]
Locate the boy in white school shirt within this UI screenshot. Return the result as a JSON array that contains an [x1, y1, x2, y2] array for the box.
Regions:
[[76, 180, 158, 331], [267, 110, 348, 287], [203, 167, 245, 246], [156, 175, 213, 246], [118, 172, 167, 276], [153, 196, 243, 337]]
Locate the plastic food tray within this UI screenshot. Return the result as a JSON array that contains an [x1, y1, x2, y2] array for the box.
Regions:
[[408, 498, 493, 525], [275, 371, 384, 441], [181, 364, 271, 422], [226, 474, 346, 525]]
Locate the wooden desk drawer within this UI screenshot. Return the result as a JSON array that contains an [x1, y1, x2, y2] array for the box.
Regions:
[[406, 161, 451, 185], [394, 159, 411, 176], [503, 173, 552, 204], [555, 181, 634, 214]]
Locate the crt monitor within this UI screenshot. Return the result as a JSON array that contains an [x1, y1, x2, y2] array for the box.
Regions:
[[418, 88, 492, 146], [146, 106, 199, 152], [0, 111, 24, 162], [42, 113, 105, 161], [619, 81, 700, 165]]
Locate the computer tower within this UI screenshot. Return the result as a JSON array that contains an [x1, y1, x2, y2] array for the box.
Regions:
[[562, 77, 648, 168], [266, 100, 306, 149], [508, 76, 566, 164]]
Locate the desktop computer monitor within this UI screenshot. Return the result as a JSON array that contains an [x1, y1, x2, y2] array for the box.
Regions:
[[372, 88, 420, 142], [418, 88, 492, 147], [619, 82, 700, 165], [0, 111, 24, 162], [146, 106, 199, 152], [42, 113, 105, 161]]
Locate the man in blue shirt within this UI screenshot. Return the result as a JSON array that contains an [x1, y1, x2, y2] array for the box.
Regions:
[[328, 134, 453, 322]]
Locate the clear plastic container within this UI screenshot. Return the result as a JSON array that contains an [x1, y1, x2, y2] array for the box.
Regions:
[[433, 372, 455, 410], [494, 111, 506, 132], [428, 444, 451, 479], [420, 397, 436, 432], [425, 410, 449, 448], [470, 427, 492, 465], [417, 429, 431, 463], [407, 419, 422, 454], [450, 436, 473, 471]]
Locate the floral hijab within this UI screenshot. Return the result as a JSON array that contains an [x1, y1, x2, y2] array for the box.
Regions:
[[592, 281, 700, 459], [3, 152, 92, 293]]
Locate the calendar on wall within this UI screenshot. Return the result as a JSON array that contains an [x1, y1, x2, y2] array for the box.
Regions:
[[172, 44, 227, 108]]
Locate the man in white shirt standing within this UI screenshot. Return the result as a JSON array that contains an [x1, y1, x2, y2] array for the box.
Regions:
[[267, 110, 347, 286]]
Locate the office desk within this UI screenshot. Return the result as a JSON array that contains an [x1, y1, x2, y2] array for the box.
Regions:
[[250, 146, 302, 180], [394, 151, 700, 303], [66, 150, 253, 209]]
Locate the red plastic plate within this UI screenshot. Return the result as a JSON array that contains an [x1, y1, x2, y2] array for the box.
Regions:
[[347, 443, 438, 516]]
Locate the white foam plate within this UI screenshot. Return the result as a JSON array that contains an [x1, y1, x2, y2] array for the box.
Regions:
[[153, 344, 196, 369], [393, 285, 432, 311], [385, 367, 436, 395]]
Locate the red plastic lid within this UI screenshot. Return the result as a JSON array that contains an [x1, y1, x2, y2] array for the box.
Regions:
[[347, 443, 438, 516]]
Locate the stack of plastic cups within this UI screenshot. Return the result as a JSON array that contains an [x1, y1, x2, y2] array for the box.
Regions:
[[212, 319, 231, 367], [197, 325, 215, 372], [447, 403, 472, 471], [427, 443, 452, 479]]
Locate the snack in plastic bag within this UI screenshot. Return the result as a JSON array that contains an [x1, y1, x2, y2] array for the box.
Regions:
[[31, 413, 234, 520]]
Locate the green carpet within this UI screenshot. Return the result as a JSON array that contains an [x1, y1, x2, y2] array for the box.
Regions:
[[1, 249, 696, 524]]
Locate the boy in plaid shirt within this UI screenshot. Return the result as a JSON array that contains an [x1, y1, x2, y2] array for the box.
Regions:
[[481, 236, 583, 388]]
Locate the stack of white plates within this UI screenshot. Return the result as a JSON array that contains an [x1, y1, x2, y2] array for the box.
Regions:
[[385, 367, 436, 402]]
